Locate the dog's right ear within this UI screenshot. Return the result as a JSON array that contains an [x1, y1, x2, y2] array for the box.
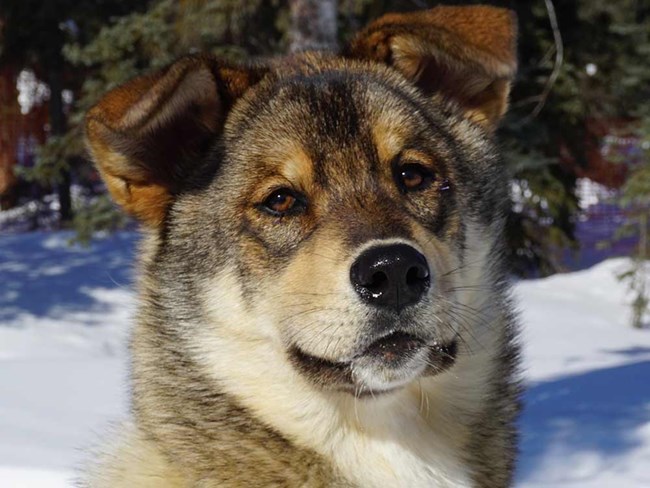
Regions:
[[86, 55, 265, 227], [344, 6, 517, 131]]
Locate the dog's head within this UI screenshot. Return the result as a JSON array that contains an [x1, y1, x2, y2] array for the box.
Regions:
[[86, 6, 516, 397]]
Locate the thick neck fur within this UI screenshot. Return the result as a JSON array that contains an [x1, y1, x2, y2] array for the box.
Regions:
[[185, 279, 501, 488], [129, 230, 514, 488]]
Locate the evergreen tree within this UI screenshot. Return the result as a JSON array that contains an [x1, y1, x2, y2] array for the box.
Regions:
[[614, 129, 650, 328], [34, 0, 285, 238], [0, 0, 148, 225], [577, 0, 650, 326], [3, 0, 648, 289]]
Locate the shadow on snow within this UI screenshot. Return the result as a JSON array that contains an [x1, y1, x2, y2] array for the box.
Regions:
[[0, 231, 137, 323], [518, 360, 650, 482]]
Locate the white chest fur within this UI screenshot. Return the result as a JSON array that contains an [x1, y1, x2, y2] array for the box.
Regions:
[[196, 322, 489, 488], [323, 390, 474, 488], [198, 271, 499, 488]]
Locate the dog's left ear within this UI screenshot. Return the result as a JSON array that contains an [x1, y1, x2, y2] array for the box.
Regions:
[[86, 55, 266, 227], [345, 5, 517, 131]]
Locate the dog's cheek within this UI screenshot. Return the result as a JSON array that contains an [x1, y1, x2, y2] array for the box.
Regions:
[[259, 230, 363, 360], [408, 221, 468, 341], [410, 222, 458, 289], [200, 267, 275, 341]]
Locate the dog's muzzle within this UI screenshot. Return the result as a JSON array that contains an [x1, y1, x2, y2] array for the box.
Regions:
[[287, 242, 457, 396]]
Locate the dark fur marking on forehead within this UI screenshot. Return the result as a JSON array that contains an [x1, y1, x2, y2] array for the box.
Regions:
[[301, 78, 360, 139], [298, 79, 362, 189], [228, 68, 437, 142], [224, 64, 502, 232]]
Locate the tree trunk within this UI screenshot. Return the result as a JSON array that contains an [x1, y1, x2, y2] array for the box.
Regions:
[[0, 66, 19, 209], [288, 0, 338, 53], [47, 69, 73, 225]]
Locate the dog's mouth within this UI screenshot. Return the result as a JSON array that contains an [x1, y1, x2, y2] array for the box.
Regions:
[[364, 330, 426, 363], [289, 331, 458, 395]]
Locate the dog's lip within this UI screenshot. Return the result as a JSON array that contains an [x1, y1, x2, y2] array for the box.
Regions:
[[289, 331, 459, 391], [357, 330, 426, 363], [423, 338, 458, 375], [291, 330, 427, 368], [291, 345, 350, 370]]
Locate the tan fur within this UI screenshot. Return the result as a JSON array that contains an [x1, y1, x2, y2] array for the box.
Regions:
[[82, 425, 186, 488]]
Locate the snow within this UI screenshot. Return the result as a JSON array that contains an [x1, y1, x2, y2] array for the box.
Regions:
[[1, 231, 649, 487], [0, 231, 134, 486], [516, 260, 650, 487]]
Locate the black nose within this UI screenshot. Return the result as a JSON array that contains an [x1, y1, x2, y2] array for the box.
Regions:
[[350, 244, 430, 312]]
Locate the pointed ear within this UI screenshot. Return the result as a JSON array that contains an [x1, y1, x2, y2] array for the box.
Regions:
[[85, 55, 266, 227], [345, 5, 517, 131]]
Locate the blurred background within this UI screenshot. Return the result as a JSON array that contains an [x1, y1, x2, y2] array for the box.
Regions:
[[0, 1, 649, 487]]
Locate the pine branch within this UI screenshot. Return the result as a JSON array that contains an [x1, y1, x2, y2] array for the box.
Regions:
[[523, 0, 564, 123]]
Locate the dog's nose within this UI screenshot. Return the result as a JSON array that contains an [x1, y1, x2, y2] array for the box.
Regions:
[[350, 244, 430, 312]]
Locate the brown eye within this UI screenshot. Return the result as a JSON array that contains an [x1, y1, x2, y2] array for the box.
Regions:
[[398, 163, 433, 191], [260, 189, 305, 216]]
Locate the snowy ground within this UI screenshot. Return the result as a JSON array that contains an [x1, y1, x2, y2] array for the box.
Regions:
[[1, 231, 649, 487], [0, 232, 134, 487]]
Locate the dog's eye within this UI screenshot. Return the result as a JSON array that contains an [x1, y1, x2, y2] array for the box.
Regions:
[[261, 189, 304, 216], [397, 163, 434, 191]]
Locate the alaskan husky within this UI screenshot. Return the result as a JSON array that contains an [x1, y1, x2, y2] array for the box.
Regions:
[[84, 5, 521, 487]]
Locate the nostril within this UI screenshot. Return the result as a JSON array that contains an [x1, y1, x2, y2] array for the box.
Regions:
[[406, 265, 429, 286], [365, 271, 389, 294]]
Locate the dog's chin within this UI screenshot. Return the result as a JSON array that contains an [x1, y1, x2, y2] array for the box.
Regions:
[[289, 331, 458, 397]]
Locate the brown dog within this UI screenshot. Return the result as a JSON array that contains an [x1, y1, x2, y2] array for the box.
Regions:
[[84, 5, 520, 487]]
